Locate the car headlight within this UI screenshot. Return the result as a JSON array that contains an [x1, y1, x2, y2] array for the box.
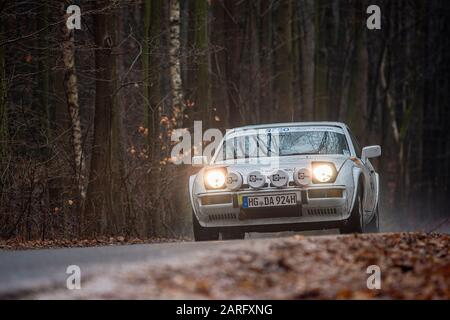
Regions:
[[204, 169, 226, 189], [312, 163, 337, 183]]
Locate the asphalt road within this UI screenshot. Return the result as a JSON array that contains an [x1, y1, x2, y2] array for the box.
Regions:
[[0, 220, 448, 298], [0, 233, 300, 296], [0, 239, 238, 295]]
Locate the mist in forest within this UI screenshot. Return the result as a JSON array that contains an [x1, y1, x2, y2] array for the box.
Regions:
[[0, 0, 449, 240]]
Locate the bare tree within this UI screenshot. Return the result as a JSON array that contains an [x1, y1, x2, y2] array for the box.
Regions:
[[142, 0, 164, 236], [298, 0, 315, 120], [84, 0, 125, 236], [275, 0, 294, 121], [0, 27, 7, 159], [194, 0, 211, 127], [61, 3, 86, 201], [169, 0, 183, 128]]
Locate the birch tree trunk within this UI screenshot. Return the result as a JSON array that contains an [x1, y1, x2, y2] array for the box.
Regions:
[[169, 0, 183, 128], [62, 5, 86, 201]]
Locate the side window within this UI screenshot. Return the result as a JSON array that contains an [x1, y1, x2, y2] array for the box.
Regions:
[[348, 129, 362, 158]]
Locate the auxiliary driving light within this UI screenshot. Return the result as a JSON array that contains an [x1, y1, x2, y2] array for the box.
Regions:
[[247, 171, 266, 189], [312, 163, 337, 183], [269, 169, 289, 188], [225, 172, 243, 191], [204, 169, 226, 189], [294, 167, 312, 186]]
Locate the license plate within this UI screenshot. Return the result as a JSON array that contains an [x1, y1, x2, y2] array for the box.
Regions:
[[242, 193, 297, 209]]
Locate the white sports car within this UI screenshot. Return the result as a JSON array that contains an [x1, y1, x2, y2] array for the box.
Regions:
[[189, 122, 381, 241]]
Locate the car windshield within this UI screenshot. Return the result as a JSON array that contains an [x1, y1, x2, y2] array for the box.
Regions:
[[214, 127, 350, 163]]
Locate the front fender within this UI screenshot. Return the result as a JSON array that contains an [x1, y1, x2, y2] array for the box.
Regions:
[[350, 166, 364, 213], [189, 175, 196, 209], [373, 172, 380, 210], [189, 174, 202, 218], [189, 169, 207, 218], [335, 159, 362, 215]]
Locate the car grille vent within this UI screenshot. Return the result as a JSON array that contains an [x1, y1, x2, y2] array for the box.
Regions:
[[201, 195, 232, 206], [308, 189, 343, 198], [208, 213, 237, 221], [307, 208, 337, 216]]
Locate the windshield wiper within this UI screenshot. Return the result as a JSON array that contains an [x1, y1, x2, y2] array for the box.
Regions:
[[281, 152, 318, 156]]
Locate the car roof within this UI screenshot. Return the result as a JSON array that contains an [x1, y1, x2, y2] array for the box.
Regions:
[[227, 122, 348, 133]]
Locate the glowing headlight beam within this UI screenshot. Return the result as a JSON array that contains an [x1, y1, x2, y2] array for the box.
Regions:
[[205, 170, 226, 189], [313, 164, 334, 183]]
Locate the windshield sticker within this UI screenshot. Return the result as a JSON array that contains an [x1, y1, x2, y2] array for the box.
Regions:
[[227, 126, 344, 139]]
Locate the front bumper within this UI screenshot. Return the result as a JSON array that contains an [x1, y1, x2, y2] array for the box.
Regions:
[[193, 185, 352, 230]]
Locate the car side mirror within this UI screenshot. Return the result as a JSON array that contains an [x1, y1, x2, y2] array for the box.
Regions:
[[192, 155, 208, 167], [361, 145, 381, 162]]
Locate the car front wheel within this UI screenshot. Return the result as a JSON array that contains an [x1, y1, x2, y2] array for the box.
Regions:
[[340, 188, 364, 234], [221, 230, 245, 240], [192, 211, 219, 241], [366, 204, 380, 233]]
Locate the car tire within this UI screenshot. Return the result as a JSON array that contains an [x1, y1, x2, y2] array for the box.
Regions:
[[192, 211, 219, 241], [221, 230, 245, 240], [340, 186, 364, 234], [366, 204, 380, 233]]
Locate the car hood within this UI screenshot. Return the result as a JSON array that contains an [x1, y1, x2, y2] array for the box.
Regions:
[[211, 155, 350, 176]]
